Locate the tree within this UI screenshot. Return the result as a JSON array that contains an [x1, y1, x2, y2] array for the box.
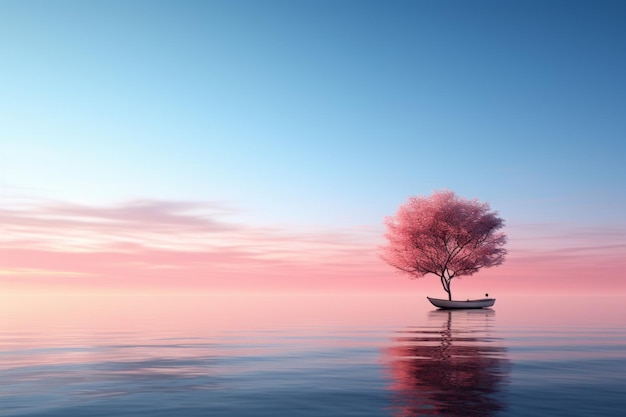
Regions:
[[381, 190, 507, 300]]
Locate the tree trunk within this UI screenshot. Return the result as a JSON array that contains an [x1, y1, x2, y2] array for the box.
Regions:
[[441, 275, 452, 301]]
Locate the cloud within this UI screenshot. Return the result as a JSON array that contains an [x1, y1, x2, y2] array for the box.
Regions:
[[0, 198, 256, 254], [506, 222, 626, 259], [1, 198, 624, 294], [0, 198, 378, 253], [0, 199, 235, 243], [0, 197, 390, 293], [475, 222, 626, 294], [0, 267, 91, 277]]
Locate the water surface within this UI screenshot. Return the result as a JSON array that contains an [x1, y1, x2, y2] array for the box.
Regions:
[[1, 295, 624, 416]]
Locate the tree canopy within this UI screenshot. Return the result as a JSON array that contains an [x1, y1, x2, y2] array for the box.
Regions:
[[381, 190, 507, 300]]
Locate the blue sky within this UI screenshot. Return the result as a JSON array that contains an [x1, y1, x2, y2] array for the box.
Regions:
[[2, 1, 625, 233], [0, 1, 626, 228]]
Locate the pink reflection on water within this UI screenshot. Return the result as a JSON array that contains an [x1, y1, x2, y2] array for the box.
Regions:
[[384, 309, 510, 417], [1, 294, 625, 415], [0, 295, 419, 376]]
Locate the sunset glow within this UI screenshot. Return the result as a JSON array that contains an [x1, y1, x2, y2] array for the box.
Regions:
[[1, 1, 625, 296], [0, 196, 624, 295]]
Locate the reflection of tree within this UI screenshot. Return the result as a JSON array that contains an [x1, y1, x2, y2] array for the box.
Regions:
[[386, 310, 510, 417]]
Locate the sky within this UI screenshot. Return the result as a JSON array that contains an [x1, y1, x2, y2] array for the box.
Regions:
[[1, 0, 625, 296]]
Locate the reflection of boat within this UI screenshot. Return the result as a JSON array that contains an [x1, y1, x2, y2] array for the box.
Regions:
[[386, 309, 509, 417], [427, 296, 495, 309], [427, 308, 495, 321]]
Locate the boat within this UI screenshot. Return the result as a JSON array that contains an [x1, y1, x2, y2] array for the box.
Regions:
[[427, 296, 495, 309]]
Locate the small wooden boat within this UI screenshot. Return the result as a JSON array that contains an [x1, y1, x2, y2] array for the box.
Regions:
[[427, 296, 495, 309]]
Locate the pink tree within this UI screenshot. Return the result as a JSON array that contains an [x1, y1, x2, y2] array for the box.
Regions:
[[381, 190, 507, 300]]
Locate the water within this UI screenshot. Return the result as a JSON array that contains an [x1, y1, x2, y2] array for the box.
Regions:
[[1, 295, 625, 416]]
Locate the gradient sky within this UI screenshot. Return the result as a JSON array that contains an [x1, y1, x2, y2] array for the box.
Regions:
[[1, 0, 625, 295]]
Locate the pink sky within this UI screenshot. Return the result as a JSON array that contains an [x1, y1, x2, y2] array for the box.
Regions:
[[2, 1, 625, 301], [1, 197, 625, 296]]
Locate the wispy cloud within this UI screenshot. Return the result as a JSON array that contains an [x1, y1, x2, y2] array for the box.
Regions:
[[0, 199, 236, 250], [480, 222, 626, 294], [0, 197, 389, 293], [1, 198, 624, 294], [507, 222, 626, 258]]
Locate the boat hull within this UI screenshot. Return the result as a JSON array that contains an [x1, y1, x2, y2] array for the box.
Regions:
[[427, 296, 495, 309]]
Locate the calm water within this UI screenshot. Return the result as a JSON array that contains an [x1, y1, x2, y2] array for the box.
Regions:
[[1, 295, 625, 416]]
